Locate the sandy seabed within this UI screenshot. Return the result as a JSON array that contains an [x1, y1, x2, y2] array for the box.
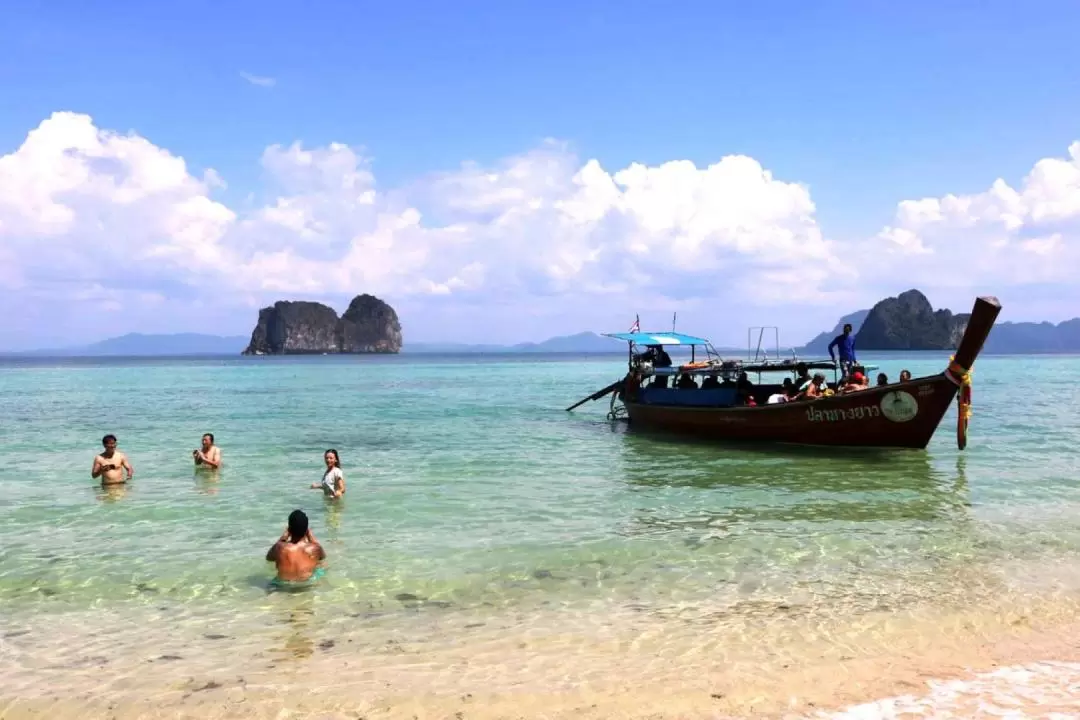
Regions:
[[4, 590, 1080, 720]]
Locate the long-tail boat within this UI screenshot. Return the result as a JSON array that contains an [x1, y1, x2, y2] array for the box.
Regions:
[[566, 296, 1001, 450]]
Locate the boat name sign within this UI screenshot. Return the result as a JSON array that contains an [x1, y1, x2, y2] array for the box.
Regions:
[[805, 404, 881, 423], [880, 391, 919, 423], [805, 390, 920, 424]]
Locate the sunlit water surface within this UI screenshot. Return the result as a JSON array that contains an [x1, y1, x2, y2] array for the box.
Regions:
[[2, 352, 1079, 718]]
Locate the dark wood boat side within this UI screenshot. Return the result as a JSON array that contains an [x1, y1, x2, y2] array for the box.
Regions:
[[618, 295, 1003, 450], [624, 374, 958, 448]]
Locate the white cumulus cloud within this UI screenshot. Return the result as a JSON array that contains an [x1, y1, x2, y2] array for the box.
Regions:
[[867, 141, 1080, 291], [1, 111, 1078, 347]]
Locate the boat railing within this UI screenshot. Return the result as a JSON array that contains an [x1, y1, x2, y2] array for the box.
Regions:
[[747, 326, 782, 363]]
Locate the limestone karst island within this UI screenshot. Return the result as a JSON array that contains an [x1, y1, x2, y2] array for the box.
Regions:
[[242, 293, 402, 355]]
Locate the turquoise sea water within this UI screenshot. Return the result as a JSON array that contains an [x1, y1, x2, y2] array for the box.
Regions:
[[2, 351, 1080, 716]]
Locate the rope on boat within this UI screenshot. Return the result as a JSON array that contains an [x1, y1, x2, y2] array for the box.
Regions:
[[607, 378, 629, 421], [945, 355, 973, 450]]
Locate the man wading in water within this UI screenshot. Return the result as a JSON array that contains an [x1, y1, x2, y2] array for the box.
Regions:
[[192, 433, 221, 469], [266, 510, 326, 584], [91, 434, 133, 485]]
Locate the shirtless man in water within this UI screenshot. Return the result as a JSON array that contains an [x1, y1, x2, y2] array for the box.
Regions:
[[266, 510, 326, 582], [91, 434, 133, 485], [193, 433, 221, 469]]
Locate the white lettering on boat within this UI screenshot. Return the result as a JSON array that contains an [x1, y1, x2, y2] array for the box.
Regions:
[[917, 384, 935, 397], [805, 404, 881, 422], [881, 391, 919, 423]]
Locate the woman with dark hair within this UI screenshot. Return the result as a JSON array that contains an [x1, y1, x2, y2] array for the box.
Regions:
[[311, 449, 345, 498]]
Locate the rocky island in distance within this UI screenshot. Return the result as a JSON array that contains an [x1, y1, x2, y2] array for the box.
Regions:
[[807, 288, 1080, 353], [9, 289, 1080, 357], [855, 289, 970, 350], [242, 294, 403, 355]]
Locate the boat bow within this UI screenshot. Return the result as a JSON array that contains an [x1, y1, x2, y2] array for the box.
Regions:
[[944, 295, 1001, 449]]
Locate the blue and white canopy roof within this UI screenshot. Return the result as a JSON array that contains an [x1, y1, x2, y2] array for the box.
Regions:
[[602, 331, 711, 346]]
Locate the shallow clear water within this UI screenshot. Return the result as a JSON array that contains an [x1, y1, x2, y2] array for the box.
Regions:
[[2, 351, 1080, 716]]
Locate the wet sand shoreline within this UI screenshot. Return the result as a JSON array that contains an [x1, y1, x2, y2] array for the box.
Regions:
[[5, 592, 1080, 719]]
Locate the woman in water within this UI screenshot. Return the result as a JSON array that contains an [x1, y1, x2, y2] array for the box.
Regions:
[[311, 449, 346, 499]]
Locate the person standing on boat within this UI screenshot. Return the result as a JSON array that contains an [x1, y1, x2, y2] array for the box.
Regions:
[[828, 324, 858, 376], [640, 344, 672, 368]]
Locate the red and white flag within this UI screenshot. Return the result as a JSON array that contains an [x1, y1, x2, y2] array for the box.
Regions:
[[629, 315, 640, 333]]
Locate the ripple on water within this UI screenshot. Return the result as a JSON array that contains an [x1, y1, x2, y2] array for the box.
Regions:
[[1, 353, 1080, 716]]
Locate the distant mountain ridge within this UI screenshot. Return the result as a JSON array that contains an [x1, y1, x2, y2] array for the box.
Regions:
[[404, 332, 623, 354], [7, 333, 249, 357], [9, 301, 1080, 357], [845, 289, 1080, 353]]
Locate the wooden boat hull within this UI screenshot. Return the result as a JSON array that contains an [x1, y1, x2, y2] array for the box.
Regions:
[[623, 373, 959, 449], [619, 295, 1002, 450]]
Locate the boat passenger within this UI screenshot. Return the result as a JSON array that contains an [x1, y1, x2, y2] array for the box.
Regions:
[[801, 373, 827, 399], [701, 374, 721, 389], [876, 372, 889, 386], [794, 362, 811, 391], [765, 377, 797, 404], [735, 372, 755, 404], [676, 372, 697, 389], [899, 369, 912, 383], [828, 323, 858, 376], [840, 371, 869, 393], [640, 344, 673, 368]]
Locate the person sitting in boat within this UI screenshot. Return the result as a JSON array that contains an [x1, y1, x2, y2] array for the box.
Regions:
[[766, 377, 798, 404], [701, 374, 721, 389], [793, 362, 811, 391], [899, 369, 912, 383], [840, 371, 869, 393], [676, 372, 697, 389], [735, 372, 754, 403], [800, 373, 828, 399], [876, 372, 889, 386]]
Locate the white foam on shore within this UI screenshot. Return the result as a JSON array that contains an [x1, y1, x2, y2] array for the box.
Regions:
[[822, 660, 1080, 719]]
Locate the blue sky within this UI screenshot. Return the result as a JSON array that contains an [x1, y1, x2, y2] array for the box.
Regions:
[[2, 1, 1079, 349]]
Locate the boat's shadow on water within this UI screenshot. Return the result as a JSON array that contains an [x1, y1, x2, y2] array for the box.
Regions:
[[613, 418, 923, 458], [611, 422, 972, 518]]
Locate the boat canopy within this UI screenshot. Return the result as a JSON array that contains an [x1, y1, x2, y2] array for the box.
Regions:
[[603, 331, 710, 346], [649, 359, 879, 376]]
